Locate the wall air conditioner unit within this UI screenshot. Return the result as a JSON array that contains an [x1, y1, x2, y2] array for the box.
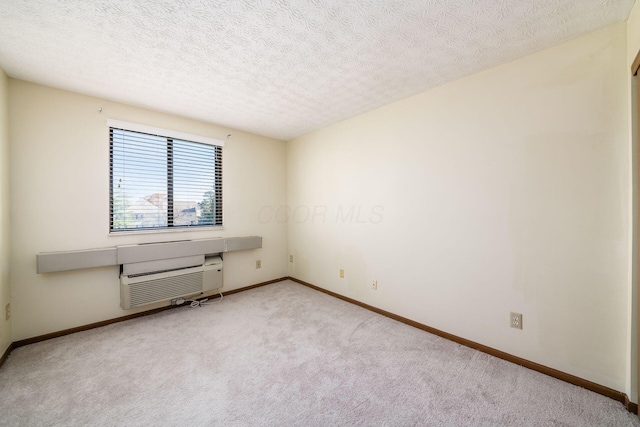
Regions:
[[120, 249, 222, 309], [121, 265, 204, 309]]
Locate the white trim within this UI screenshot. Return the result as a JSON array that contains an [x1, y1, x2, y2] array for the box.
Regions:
[[108, 226, 225, 237], [107, 119, 225, 147]]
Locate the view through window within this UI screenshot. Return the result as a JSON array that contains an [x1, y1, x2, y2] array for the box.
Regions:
[[110, 126, 222, 232]]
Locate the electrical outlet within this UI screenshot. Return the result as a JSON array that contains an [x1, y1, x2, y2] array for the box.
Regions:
[[510, 312, 523, 329], [5, 303, 10, 321], [371, 280, 377, 290], [256, 260, 261, 269], [289, 255, 293, 263], [339, 269, 344, 278]]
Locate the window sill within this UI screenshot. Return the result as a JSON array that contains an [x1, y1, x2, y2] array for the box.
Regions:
[[108, 226, 225, 237]]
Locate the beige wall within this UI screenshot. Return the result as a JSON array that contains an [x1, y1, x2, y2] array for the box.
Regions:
[[0, 68, 11, 355], [627, 0, 640, 404], [628, 1, 640, 63], [288, 23, 630, 394], [8, 80, 288, 340]]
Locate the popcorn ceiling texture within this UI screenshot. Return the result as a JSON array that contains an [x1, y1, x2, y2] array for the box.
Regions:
[[0, 0, 634, 140]]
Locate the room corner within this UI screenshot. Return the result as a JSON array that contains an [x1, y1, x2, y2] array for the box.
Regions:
[[0, 66, 11, 360]]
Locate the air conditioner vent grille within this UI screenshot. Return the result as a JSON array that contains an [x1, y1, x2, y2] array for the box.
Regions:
[[128, 271, 203, 308]]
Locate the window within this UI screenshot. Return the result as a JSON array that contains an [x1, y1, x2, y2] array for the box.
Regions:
[[109, 121, 223, 232]]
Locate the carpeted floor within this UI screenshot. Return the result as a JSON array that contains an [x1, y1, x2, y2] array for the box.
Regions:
[[0, 280, 638, 426]]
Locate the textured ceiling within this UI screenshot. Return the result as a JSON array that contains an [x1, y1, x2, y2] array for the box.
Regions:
[[0, 0, 635, 141]]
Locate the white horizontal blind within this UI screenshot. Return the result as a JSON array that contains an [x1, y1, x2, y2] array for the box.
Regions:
[[110, 127, 222, 232], [107, 119, 224, 147]]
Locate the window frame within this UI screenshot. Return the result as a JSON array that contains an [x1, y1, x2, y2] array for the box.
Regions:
[[108, 120, 224, 235]]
